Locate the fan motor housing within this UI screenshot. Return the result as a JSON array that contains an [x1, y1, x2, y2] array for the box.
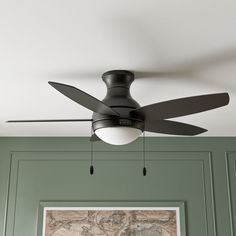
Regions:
[[92, 70, 144, 132]]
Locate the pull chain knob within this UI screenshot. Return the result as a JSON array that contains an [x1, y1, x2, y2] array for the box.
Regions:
[[143, 167, 147, 176], [90, 165, 94, 175]]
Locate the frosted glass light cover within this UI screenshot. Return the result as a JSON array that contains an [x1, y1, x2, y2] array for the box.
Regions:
[[95, 127, 142, 145]]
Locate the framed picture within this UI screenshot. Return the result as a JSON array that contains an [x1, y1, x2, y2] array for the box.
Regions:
[[38, 201, 186, 236]]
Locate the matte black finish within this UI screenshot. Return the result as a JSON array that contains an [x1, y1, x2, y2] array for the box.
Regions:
[[7, 119, 92, 123], [92, 118, 144, 132], [102, 70, 134, 88], [143, 167, 147, 176], [131, 93, 229, 120], [144, 120, 207, 135], [92, 70, 143, 133], [90, 165, 94, 175], [101, 70, 140, 108], [49, 81, 119, 116]]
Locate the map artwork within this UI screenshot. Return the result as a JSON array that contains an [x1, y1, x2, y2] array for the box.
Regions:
[[44, 208, 178, 236]]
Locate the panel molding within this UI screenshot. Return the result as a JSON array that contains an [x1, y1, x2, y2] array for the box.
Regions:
[[225, 151, 236, 236], [5, 150, 217, 236]]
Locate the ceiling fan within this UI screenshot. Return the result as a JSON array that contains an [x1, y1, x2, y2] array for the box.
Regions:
[[7, 70, 230, 145]]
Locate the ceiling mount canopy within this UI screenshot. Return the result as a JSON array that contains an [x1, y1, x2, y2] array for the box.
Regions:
[[7, 70, 230, 145]]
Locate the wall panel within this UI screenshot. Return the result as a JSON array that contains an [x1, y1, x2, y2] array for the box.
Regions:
[[0, 137, 235, 236], [226, 152, 236, 236], [5, 151, 214, 236]]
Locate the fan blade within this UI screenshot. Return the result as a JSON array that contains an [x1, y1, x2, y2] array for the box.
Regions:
[[131, 93, 229, 120], [145, 120, 207, 135], [7, 119, 92, 123], [90, 134, 101, 142], [49, 81, 119, 116]]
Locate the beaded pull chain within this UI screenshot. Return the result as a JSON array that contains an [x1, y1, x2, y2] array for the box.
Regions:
[[90, 127, 94, 175], [143, 132, 147, 176]]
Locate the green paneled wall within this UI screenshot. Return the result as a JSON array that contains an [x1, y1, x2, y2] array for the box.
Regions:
[[0, 137, 235, 236]]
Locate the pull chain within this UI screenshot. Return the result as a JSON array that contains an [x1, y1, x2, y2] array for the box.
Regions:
[[90, 127, 94, 175], [142, 132, 147, 176]]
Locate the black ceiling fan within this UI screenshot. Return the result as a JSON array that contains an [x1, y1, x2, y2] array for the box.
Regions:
[[7, 70, 230, 144]]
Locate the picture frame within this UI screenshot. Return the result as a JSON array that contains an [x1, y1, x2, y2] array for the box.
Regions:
[[37, 201, 186, 236]]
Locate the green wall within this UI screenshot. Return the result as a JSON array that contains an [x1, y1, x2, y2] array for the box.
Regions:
[[0, 137, 235, 236]]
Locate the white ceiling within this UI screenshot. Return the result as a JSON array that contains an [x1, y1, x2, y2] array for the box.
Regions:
[[1, 0, 236, 136]]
